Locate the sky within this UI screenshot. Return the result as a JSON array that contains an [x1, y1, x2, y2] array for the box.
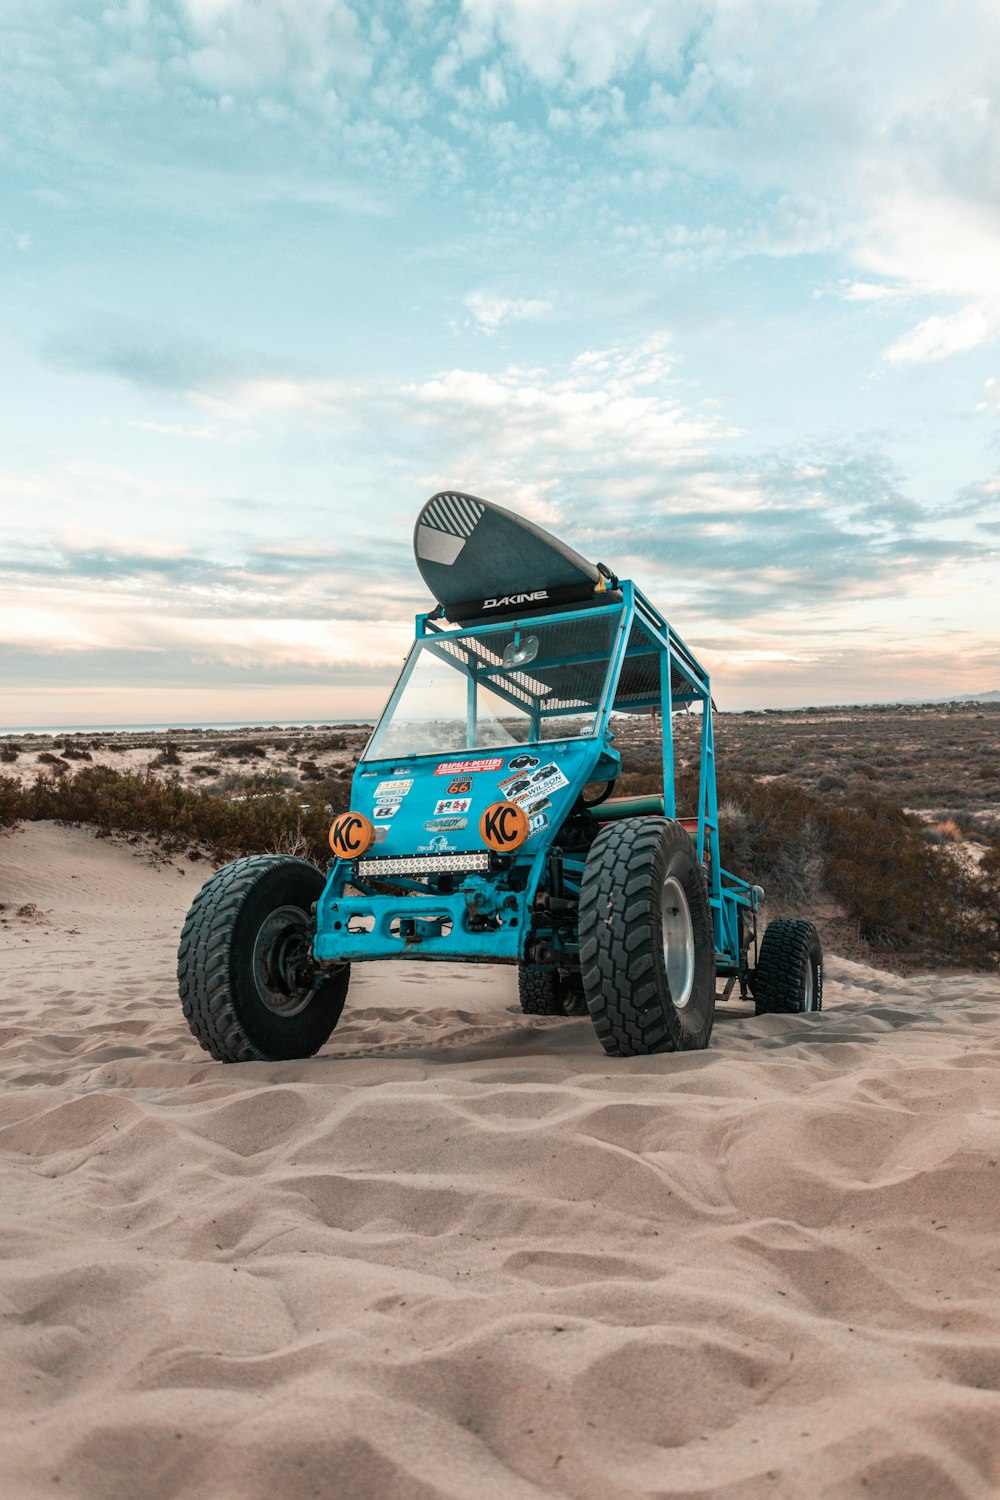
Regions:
[[1, 0, 999, 728]]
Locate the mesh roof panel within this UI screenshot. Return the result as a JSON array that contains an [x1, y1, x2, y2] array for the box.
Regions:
[[429, 607, 624, 713]]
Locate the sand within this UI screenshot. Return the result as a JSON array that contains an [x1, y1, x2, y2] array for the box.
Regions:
[[2, 822, 1000, 1500]]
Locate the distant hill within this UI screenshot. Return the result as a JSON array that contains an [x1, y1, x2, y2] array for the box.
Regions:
[[931, 689, 1000, 704]]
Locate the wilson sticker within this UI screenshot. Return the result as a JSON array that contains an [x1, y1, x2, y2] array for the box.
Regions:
[[433, 796, 471, 816], [498, 762, 568, 807], [434, 758, 503, 776]]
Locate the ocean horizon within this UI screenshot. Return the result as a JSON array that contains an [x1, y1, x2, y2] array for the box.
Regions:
[[0, 718, 374, 738]]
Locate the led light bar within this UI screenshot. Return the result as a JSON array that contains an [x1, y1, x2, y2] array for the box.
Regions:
[[356, 852, 490, 877]]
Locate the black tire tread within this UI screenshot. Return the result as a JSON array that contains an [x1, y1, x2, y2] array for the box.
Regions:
[[517, 965, 588, 1017], [518, 965, 564, 1016], [177, 855, 346, 1063], [754, 918, 822, 1016], [578, 818, 715, 1058]]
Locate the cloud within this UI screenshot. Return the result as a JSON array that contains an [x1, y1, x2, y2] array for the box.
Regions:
[[453, 0, 697, 90], [975, 377, 1000, 413], [41, 327, 986, 630], [885, 306, 1000, 367], [463, 290, 552, 333]]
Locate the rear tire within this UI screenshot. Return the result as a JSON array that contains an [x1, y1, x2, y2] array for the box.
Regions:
[[754, 919, 822, 1016], [177, 855, 349, 1062], [578, 818, 716, 1056], [518, 965, 588, 1017]]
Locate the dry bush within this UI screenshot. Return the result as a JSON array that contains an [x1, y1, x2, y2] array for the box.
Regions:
[[37, 752, 69, 774], [217, 740, 267, 760], [612, 731, 998, 968], [1, 744, 20, 763], [18, 767, 336, 865], [0, 774, 21, 829]]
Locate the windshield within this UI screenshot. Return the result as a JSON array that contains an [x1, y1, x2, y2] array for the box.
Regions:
[[367, 605, 622, 759]]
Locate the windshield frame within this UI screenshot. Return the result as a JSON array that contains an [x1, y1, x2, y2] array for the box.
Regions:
[[363, 601, 625, 762]]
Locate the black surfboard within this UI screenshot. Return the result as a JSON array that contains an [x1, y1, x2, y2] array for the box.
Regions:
[[414, 492, 608, 623]]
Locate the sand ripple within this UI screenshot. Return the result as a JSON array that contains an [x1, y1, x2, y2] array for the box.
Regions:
[[2, 823, 1000, 1499]]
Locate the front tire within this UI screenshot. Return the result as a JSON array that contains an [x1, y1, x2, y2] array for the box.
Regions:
[[578, 818, 716, 1056], [753, 919, 822, 1016], [177, 855, 349, 1062]]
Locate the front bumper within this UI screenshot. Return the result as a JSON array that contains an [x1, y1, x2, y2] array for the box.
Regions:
[[313, 882, 525, 965]]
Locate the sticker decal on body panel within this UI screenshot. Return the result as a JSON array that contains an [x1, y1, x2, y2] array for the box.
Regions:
[[435, 758, 503, 775], [433, 797, 471, 816], [372, 802, 400, 819], [423, 816, 468, 832], [374, 778, 412, 799], [497, 762, 568, 806], [417, 834, 455, 853]]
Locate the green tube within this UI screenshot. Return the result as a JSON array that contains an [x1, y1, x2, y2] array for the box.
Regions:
[[594, 794, 666, 820]]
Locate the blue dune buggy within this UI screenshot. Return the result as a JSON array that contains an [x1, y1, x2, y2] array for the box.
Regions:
[[178, 503, 822, 1062]]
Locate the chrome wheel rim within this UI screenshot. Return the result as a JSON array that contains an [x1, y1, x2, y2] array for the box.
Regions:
[[660, 874, 695, 1010], [802, 961, 816, 1012], [252, 905, 316, 1017]]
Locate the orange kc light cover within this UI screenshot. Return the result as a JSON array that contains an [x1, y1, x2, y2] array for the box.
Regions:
[[479, 800, 529, 852], [329, 811, 375, 859]]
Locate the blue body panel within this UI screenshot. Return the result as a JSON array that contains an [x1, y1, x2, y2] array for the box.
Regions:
[[314, 736, 606, 964]]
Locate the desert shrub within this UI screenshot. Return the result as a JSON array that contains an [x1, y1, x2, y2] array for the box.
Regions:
[[19, 766, 335, 865], [709, 774, 993, 967], [1, 744, 19, 762], [61, 746, 93, 761], [37, 752, 69, 773], [299, 760, 324, 781], [818, 797, 979, 958], [309, 734, 349, 752], [189, 763, 220, 777], [217, 740, 267, 760], [0, 775, 22, 829], [152, 742, 181, 768]]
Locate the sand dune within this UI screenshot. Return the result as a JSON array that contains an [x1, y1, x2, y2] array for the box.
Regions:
[[2, 822, 1000, 1499]]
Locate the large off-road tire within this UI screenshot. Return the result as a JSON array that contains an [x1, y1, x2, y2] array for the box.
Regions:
[[753, 919, 822, 1016], [177, 855, 349, 1063], [578, 818, 716, 1056], [518, 965, 588, 1017]]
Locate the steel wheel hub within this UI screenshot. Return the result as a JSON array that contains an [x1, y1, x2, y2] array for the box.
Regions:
[[660, 874, 695, 1010], [252, 905, 317, 1017]]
